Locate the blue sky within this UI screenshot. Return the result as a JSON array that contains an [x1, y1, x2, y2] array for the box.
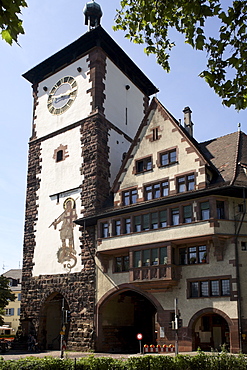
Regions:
[[0, 0, 246, 273]]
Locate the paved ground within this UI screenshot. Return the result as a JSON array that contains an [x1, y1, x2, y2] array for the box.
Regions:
[[0, 349, 198, 361]]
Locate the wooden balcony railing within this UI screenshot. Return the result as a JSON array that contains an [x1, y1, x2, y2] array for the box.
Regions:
[[130, 264, 178, 283]]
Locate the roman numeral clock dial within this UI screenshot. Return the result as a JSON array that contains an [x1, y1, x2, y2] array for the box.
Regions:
[[47, 76, 78, 115]]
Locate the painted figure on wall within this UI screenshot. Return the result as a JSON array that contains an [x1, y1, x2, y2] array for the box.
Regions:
[[50, 197, 78, 270]]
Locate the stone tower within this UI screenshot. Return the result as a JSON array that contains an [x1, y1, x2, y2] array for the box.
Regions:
[[21, 3, 157, 351]]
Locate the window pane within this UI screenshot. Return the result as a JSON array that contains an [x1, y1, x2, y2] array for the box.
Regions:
[[222, 279, 230, 296], [131, 189, 137, 204], [151, 212, 158, 229], [184, 205, 192, 223], [188, 174, 195, 190], [161, 181, 169, 196], [172, 208, 179, 225], [146, 158, 152, 170], [114, 220, 121, 236], [124, 218, 131, 234], [123, 191, 130, 205], [154, 183, 161, 198], [199, 246, 207, 263], [201, 281, 209, 297], [170, 150, 176, 163], [161, 153, 168, 166], [179, 248, 187, 265], [102, 223, 108, 238], [178, 177, 185, 193], [134, 251, 141, 267], [137, 160, 144, 173], [160, 247, 168, 264], [143, 214, 150, 230], [160, 210, 167, 227], [134, 215, 141, 232], [145, 186, 152, 200], [115, 257, 122, 272], [216, 201, 225, 219], [189, 247, 197, 264], [151, 248, 158, 265], [191, 282, 199, 297], [211, 280, 220, 296], [143, 249, 150, 266], [123, 256, 129, 271], [201, 201, 210, 220]]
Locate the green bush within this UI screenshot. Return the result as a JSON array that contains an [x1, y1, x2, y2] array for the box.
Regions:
[[1, 352, 247, 370]]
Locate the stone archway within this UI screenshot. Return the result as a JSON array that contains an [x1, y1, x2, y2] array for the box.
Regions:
[[96, 287, 160, 353], [38, 292, 70, 350], [188, 308, 237, 352]]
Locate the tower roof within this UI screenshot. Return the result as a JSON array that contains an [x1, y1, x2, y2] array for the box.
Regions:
[[23, 26, 158, 97], [83, 1, 103, 29]]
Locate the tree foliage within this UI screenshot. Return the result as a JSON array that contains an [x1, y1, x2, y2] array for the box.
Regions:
[[114, 0, 247, 110], [0, 0, 27, 45], [0, 275, 15, 325]]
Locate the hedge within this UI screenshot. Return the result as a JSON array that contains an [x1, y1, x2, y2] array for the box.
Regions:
[[0, 351, 247, 370]]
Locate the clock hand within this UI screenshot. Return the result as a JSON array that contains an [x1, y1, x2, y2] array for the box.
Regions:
[[52, 87, 77, 101]]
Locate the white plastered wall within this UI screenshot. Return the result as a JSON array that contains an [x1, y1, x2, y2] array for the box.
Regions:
[[104, 58, 146, 139], [35, 56, 92, 138], [108, 129, 131, 186], [32, 126, 83, 276]]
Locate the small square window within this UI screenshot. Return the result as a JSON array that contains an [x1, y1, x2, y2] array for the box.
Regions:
[[56, 150, 63, 162]]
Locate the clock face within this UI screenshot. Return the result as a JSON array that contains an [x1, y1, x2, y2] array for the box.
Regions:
[[47, 76, 78, 115]]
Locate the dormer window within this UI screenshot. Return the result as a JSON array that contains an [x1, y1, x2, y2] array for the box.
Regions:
[[136, 156, 152, 174]]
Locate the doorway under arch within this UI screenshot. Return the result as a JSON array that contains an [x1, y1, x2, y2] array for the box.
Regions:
[[193, 312, 230, 351], [38, 292, 69, 350], [97, 289, 157, 353]]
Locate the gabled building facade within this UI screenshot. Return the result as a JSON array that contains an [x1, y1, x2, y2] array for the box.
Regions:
[[2, 269, 22, 336], [76, 98, 247, 353]]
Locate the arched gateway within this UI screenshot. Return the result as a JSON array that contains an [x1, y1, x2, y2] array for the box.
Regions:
[[189, 308, 235, 352], [38, 293, 70, 350], [96, 288, 158, 353]]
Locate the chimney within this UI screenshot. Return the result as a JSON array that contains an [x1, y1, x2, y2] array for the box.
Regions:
[[183, 106, 193, 136]]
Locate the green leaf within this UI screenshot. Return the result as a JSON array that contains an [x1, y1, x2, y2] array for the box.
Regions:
[[1, 29, 12, 44]]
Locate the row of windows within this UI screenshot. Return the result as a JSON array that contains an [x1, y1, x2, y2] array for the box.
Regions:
[[189, 279, 230, 298], [100, 200, 225, 238], [5, 308, 21, 316], [122, 173, 195, 205], [135, 149, 177, 174], [114, 244, 209, 274], [180, 245, 207, 265]]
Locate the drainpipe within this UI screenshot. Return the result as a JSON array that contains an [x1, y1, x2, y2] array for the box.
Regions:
[[234, 188, 246, 353]]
